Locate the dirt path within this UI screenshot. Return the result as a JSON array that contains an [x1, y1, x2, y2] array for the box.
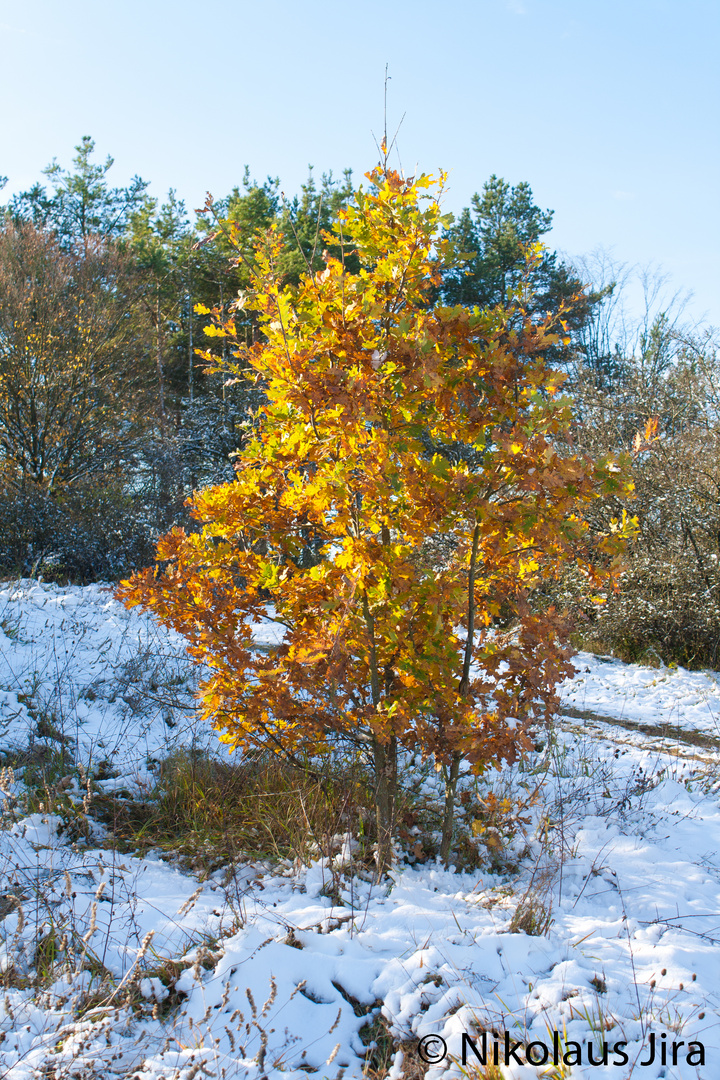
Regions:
[[559, 705, 720, 764]]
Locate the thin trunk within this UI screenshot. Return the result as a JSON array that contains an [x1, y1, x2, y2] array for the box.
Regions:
[[156, 286, 166, 436], [362, 590, 397, 877], [439, 752, 462, 866], [459, 522, 480, 696], [220, 283, 227, 416], [362, 592, 381, 707], [441, 522, 480, 865], [373, 734, 397, 878], [683, 513, 712, 591], [187, 266, 196, 491], [187, 268, 194, 404]]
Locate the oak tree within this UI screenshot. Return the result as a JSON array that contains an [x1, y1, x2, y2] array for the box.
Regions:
[[119, 165, 634, 872]]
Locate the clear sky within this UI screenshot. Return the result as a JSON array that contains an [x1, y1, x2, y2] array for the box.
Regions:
[[1, 0, 717, 326]]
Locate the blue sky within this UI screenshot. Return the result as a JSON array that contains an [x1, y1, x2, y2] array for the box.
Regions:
[[1, 0, 717, 325]]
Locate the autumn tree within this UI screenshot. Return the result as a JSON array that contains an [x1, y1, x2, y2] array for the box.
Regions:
[[0, 220, 149, 490], [1, 138, 155, 497], [0, 219, 158, 578], [119, 165, 634, 872]]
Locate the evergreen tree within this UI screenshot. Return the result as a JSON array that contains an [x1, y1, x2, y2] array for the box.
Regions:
[[442, 177, 551, 307], [128, 190, 191, 418], [277, 166, 355, 284], [442, 176, 606, 369], [8, 136, 148, 251]]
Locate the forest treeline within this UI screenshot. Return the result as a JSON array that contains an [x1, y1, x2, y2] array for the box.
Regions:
[[1, 138, 719, 667]]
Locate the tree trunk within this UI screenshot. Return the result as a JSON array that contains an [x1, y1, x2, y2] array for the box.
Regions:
[[373, 734, 397, 879], [362, 589, 398, 877], [156, 286, 166, 436], [439, 751, 462, 866], [441, 522, 480, 866]]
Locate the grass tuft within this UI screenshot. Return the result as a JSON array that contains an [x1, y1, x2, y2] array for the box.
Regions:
[[96, 748, 377, 875]]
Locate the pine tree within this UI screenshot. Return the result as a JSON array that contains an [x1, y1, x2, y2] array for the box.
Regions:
[[441, 176, 606, 372], [9, 136, 148, 251]]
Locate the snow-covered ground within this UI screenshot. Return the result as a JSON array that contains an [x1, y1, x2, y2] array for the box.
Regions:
[[0, 581, 718, 1079], [561, 651, 720, 745]]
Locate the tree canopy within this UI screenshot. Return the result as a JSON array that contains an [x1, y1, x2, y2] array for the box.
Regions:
[[119, 165, 635, 870]]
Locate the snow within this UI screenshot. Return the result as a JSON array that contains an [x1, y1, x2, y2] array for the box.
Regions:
[[560, 649, 720, 743], [0, 580, 220, 788], [0, 581, 718, 1078]]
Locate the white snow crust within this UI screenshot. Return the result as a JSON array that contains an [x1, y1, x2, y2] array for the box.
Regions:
[[0, 581, 718, 1079]]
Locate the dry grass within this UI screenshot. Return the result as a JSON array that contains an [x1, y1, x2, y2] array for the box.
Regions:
[[360, 1010, 429, 1080], [95, 748, 378, 875]]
